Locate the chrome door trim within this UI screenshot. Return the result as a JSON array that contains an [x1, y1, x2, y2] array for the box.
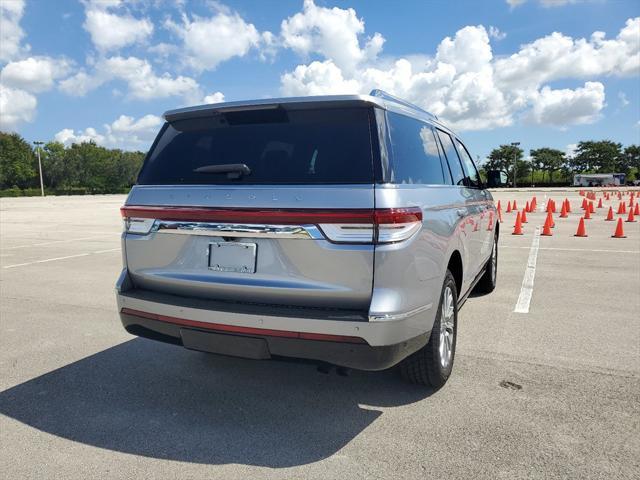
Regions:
[[151, 220, 325, 240]]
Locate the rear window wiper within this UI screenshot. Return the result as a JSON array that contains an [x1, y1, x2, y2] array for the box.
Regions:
[[193, 163, 251, 179]]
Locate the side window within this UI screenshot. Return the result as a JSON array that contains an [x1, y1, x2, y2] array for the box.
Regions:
[[436, 130, 466, 186], [386, 112, 446, 185], [455, 139, 482, 188]]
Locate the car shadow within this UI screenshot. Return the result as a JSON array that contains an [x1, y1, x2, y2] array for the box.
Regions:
[[0, 338, 433, 468]]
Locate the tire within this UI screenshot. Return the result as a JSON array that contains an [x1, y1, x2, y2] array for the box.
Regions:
[[475, 233, 498, 294], [400, 270, 457, 388]]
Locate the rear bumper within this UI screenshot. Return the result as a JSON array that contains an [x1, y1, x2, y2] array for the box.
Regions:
[[119, 310, 428, 371], [115, 274, 433, 370]]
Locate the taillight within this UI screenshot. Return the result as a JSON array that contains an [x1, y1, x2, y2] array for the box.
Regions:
[[319, 207, 422, 244], [120, 206, 422, 243]]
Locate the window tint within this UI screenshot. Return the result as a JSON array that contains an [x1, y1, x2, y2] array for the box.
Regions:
[[386, 112, 446, 185], [436, 130, 466, 186], [455, 139, 482, 188], [137, 108, 374, 185]]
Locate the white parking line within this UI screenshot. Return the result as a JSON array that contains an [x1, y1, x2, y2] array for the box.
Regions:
[[514, 227, 541, 314], [2, 248, 120, 269]]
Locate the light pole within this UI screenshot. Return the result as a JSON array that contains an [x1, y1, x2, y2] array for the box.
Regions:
[[33, 141, 45, 197], [510, 142, 520, 188]]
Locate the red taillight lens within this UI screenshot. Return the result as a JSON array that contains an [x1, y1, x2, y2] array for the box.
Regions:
[[319, 207, 422, 244]]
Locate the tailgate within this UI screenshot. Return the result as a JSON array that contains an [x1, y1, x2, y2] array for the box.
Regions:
[[123, 185, 375, 310]]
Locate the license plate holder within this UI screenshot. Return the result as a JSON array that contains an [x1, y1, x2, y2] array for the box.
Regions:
[[209, 242, 257, 273]]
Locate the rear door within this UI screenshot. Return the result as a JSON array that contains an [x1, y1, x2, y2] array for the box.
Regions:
[[454, 138, 494, 263], [122, 106, 377, 311], [436, 130, 485, 283]]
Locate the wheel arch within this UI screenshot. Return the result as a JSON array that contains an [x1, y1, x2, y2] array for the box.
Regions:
[[447, 250, 463, 297]]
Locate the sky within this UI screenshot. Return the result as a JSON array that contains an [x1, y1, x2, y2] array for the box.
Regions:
[[0, 0, 638, 163]]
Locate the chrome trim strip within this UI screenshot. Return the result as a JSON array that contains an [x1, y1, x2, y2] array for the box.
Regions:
[[368, 303, 433, 322], [151, 220, 324, 239]]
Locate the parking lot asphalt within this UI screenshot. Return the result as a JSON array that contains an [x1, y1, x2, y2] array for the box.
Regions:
[[1, 190, 639, 480]]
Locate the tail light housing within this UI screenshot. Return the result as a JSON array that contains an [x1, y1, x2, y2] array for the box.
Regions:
[[121, 206, 422, 244]]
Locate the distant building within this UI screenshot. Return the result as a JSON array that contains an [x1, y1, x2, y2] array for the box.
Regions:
[[573, 173, 625, 187]]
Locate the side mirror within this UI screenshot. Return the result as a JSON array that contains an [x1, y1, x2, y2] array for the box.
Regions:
[[486, 170, 509, 188]]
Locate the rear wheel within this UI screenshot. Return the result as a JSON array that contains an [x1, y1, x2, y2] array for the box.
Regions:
[[475, 233, 498, 294], [400, 270, 457, 388]]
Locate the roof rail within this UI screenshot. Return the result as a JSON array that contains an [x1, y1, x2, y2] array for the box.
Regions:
[[369, 89, 438, 120]]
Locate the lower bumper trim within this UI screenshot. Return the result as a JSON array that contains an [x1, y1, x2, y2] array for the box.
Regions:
[[120, 311, 429, 371]]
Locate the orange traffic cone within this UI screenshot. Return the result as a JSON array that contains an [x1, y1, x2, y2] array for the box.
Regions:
[[565, 198, 571, 213], [617, 202, 625, 214], [513, 200, 518, 210], [634, 203, 640, 216], [574, 217, 588, 237], [584, 206, 591, 219], [629, 197, 634, 207], [545, 210, 555, 228], [531, 197, 537, 211], [541, 215, 553, 236], [605, 206, 614, 221], [512, 211, 523, 235], [612, 218, 626, 238], [581, 198, 588, 210], [559, 201, 568, 218], [597, 198, 603, 209], [626, 207, 636, 223], [506, 201, 512, 213], [589, 201, 595, 214], [525, 200, 530, 213], [521, 208, 528, 223]]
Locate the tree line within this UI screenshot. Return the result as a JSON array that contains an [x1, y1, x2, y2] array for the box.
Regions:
[[483, 141, 640, 185], [0, 132, 145, 195], [1, 132, 639, 195]]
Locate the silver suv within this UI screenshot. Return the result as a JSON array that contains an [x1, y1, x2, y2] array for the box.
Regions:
[[116, 90, 498, 388]]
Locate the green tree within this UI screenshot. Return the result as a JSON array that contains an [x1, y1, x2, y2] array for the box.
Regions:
[[0, 132, 37, 189], [622, 145, 640, 181], [573, 141, 622, 173], [41, 141, 67, 188], [485, 144, 529, 185], [530, 148, 565, 183]]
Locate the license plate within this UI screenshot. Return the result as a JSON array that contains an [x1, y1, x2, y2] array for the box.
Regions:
[[209, 242, 257, 273]]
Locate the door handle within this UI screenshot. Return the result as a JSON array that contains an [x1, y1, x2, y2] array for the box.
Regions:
[[456, 208, 466, 217]]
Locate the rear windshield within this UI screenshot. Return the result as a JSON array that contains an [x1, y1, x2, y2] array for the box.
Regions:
[[137, 107, 374, 185]]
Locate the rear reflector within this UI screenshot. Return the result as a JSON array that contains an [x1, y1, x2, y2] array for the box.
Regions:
[[121, 206, 422, 244], [121, 307, 367, 344]]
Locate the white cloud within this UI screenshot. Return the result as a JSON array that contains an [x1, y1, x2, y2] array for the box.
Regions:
[[55, 113, 163, 150], [506, 0, 527, 6], [165, 9, 264, 72], [528, 82, 605, 126], [0, 0, 28, 62], [55, 127, 105, 146], [0, 84, 37, 130], [202, 91, 225, 104], [280, 12, 638, 131], [100, 56, 200, 101], [82, 2, 154, 52], [1, 57, 71, 93], [495, 18, 640, 90], [59, 56, 201, 102], [488, 26, 507, 41], [281, 60, 361, 95], [280, 0, 384, 73], [436, 25, 493, 73]]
